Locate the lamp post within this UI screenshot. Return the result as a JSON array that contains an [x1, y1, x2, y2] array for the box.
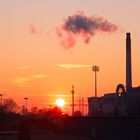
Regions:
[[92, 66, 99, 97], [24, 97, 28, 113]]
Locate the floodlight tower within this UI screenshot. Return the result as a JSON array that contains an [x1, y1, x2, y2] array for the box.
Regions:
[[92, 66, 99, 97]]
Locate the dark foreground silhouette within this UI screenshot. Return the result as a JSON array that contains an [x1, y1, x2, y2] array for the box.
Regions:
[[0, 104, 140, 140], [0, 114, 140, 140]]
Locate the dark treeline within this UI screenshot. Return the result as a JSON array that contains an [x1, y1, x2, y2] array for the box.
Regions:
[[1, 98, 140, 140]]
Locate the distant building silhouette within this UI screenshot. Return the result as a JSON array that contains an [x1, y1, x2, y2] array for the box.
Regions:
[[88, 33, 140, 117]]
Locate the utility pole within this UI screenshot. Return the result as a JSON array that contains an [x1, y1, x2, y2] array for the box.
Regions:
[[82, 97, 84, 116], [71, 85, 75, 116], [92, 66, 99, 97], [79, 94, 81, 112]]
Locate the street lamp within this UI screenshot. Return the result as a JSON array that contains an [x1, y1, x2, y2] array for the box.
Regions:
[[92, 66, 99, 97], [24, 97, 28, 113]]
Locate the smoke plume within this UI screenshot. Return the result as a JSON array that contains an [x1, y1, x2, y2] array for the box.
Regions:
[[56, 11, 117, 49]]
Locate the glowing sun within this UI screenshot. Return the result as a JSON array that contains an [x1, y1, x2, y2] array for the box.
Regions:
[[55, 98, 65, 107]]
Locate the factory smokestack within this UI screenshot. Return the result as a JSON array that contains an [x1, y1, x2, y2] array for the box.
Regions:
[[126, 32, 132, 92]]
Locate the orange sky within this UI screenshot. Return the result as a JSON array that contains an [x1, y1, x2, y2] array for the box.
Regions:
[[0, 0, 140, 114]]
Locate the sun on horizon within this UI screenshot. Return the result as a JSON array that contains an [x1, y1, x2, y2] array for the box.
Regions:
[[55, 98, 65, 107]]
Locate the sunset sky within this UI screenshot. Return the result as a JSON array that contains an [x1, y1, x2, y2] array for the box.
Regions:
[[0, 0, 140, 113]]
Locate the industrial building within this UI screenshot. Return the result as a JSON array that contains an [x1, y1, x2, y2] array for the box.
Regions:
[[88, 33, 140, 117]]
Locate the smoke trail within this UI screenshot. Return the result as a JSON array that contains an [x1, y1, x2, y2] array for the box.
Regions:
[[29, 25, 38, 34], [56, 11, 117, 49], [29, 25, 50, 37]]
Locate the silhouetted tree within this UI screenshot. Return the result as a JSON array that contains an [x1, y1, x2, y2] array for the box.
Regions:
[[30, 106, 38, 114], [3, 98, 18, 113], [37, 108, 48, 116], [47, 106, 62, 117], [36, 106, 62, 118]]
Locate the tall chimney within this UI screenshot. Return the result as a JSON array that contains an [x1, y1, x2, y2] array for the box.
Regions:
[[126, 32, 132, 92]]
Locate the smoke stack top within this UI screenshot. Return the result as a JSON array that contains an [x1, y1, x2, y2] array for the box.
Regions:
[[126, 32, 131, 38], [56, 11, 118, 49]]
